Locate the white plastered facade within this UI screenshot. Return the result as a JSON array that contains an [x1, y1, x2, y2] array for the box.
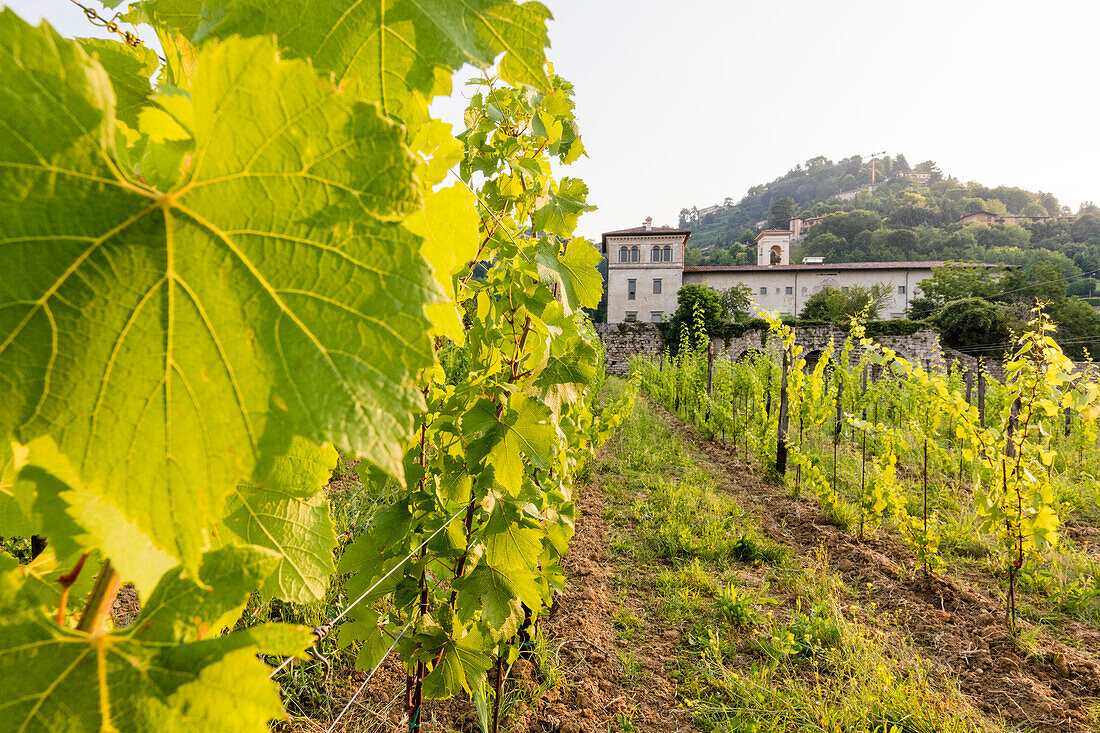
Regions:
[[604, 232, 685, 323]]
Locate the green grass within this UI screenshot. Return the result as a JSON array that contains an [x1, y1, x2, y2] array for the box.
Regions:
[[594, 383, 1002, 733], [612, 608, 644, 641]]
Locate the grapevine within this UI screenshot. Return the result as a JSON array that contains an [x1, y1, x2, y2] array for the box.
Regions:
[[635, 304, 1100, 635], [0, 2, 631, 729]]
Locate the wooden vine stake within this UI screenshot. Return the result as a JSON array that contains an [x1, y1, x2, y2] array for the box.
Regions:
[[775, 346, 790, 477], [1005, 396, 1021, 634], [859, 366, 868, 538], [977, 362, 987, 429], [706, 341, 714, 424], [833, 376, 843, 489]]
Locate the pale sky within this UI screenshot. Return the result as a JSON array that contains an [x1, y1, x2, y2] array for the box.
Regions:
[[9, 0, 1100, 240]]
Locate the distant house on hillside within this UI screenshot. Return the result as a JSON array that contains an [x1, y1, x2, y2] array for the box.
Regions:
[[900, 171, 933, 183], [998, 214, 1051, 225], [790, 214, 828, 242], [601, 219, 1003, 323], [696, 204, 721, 218], [958, 210, 999, 225], [958, 211, 1079, 226], [835, 184, 879, 202]]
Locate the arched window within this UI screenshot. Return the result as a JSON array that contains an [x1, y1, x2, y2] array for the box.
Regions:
[[662, 245, 672, 262], [651, 246, 660, 262], [619, 246, 628, 262], [770, 245, 782, 265], [630, 246, 639, 262]]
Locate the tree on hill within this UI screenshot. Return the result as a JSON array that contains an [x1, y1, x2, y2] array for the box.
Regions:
[[958, 197, 987, 215], [815, 210, 881, 241], [931, 298, 1012, 350], [1039, 192, 1061, 216], [894, 154, 911, 173], [914, 160, 942, 181], [1071, 213, 1100, 243], [768, 197, 796, 229], [887, 205, 938, 228]]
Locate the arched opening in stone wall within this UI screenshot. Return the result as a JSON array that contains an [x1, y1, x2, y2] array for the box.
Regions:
[[736, 348, 766, 363], [804, 349, 826, 372], [770, 245, 782, 265]]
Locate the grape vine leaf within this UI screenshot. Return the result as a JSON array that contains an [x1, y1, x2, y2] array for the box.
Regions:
[[0, 546, 99, 619], [133, 545, 280, 641], [465, 396, 554, 494], [220, 485, 338, 603], [406, 185, 481, 344], [531, 177, 595, 239], [0, 546, 308, 732], [147, 0, 553, 123], [535, 311, 599, 388], [482, 505, 544, 570], [16, 437, 177, 595], [77, 38, 159, 130], [452, 561, 540, 628], [419, 624, 493, 699], [535, 236, 604, 313], [0, 441, 38, 537], [0, 15, 440, 574], [215, 440, 339, 603]]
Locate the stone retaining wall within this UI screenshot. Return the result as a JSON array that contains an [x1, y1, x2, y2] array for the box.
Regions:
[[595, 322, 663, 376], [596, 322, 949, 376]]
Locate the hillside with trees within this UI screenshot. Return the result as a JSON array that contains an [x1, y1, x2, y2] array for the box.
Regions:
[[676, 154, 1100, 355]]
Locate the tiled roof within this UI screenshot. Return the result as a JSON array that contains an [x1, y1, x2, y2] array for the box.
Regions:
[[684, 261, 1008, 273], [601, 225, 692, 252], [602, 226, 692, 236]]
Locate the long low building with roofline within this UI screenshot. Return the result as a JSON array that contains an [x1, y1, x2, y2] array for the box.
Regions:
[[600, 218, 1005, 324]]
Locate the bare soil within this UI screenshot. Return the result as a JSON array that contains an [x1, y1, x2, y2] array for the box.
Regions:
[[314, 473, 696, 732], [651, 400, 1100, 733]]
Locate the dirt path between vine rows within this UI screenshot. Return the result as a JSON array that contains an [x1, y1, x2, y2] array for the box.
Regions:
[[650, 400, 1100, 733], [317, 471, 695, 732]]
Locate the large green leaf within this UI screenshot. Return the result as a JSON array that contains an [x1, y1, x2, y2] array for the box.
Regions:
[[406, 185, 481, 344], [213, 437, 338, 602], [465, 395, 555, 494], [15, 437, 177, 595], [0, 15, 439, 575], [0, 546, 99, 619], [0, 546, 308, 732], [77, 38, 159, 130], [220, 485, 338, 603], [532, 177, 595, 240], [0, 441, 37, 537], [535, 236, 604, 314], [148, 0, 553, 123], [419, 624, 493, 699], [452, 561, 540, 628]]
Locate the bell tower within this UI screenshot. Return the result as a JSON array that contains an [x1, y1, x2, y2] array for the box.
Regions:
[[755, 229, 792, 266]]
